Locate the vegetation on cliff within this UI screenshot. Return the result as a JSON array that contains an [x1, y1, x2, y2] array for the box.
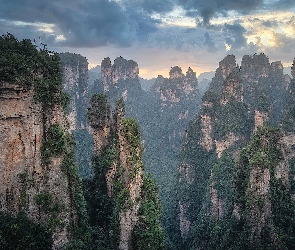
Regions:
[[0, 33, 69, 110], [178, 54, 294, 250], [0, 33, 88, 249], [2, 33, 295, 250], [83, 96, 165, 249], [132, 174, 166, 250], [0, 211, 52, 250], [185, 127, 295, 250]]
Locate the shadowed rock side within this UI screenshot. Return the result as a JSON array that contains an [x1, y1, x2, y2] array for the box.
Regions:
[[59, 52, 94, 178]]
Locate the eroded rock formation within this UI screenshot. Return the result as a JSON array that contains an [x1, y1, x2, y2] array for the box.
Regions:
[[177, 53, 291, 247], [60, 52, 89, 131], [87, 95, 164, 250], [101, 56, 139, 97], [0, 81, 77, 250]]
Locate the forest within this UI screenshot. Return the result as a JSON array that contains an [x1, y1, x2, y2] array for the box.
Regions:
[[1, 33, 295, 250]]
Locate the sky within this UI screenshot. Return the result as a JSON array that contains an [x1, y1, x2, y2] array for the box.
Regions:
[[1, 0, 295, 79]]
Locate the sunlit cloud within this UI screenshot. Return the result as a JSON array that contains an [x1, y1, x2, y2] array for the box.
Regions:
[[1, 0, 295, 78], [37, 23, 55, 33], [55, 34, 66, 42], [208, 10, 295, 50], [225, 43, 231, 51]]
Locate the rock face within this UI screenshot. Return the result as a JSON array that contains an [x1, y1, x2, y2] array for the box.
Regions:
[[210, 54, 237, 93], [93, 58, 203, 247], [150, 65, 201, 177], [200, 114, 213, 151], [221, 72, 243, 104], [0, 82, 77, 249], [240, 54, 270, 82], [254, 110, 269, 132], [87, 96, 146, 250], [0, 83, 43, 216], [0, 36, 84, 249], [234, 127, 295, 247], [101, 56, 139, 95], [117, 117, 143, 250], [87, 94, 111, 155], [292, 58, 295, 78], [178, 56, 248, 238], [60, 52, 89, 131], [86, 95, 165, 249], [179, 201, 191, 238], [153, 66, 199, 110], [177, 53, 292, 248], [59, 52, 93, 178]]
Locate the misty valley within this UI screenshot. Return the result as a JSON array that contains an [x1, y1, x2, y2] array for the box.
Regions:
[[1, 33, 295, 250]]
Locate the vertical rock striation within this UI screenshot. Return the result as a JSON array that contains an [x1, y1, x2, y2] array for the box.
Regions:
[[0, 44, 79, 249], [100, 56, 140, 100], [60, 52, 89, 131], [59, 52, 93, 178], [87, 95, 164, 249]]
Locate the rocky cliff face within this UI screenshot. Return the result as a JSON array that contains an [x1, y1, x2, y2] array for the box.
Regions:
[[150, 65, 201, 167], [234, 127, 295, 248], [59, 52, 93, 178], [87, 94, 111, 155], [153, 66, 199, 110], [117, 117, 143, 250], [60, 52, 89, 131], [101, 56, 140, 98], [0, 81, 77, 249], [177, 53, 292, 248], [210, 54, 237, 93], [87, 95, 164, 250], [0, 83, 43, 216], [240, 54, 270, 82], [0, 36, 86, 249], [88, 95, 142, 249], [292, 59, 295, 78], [178, 58, 248, 238], [241, 54, 287, 126]]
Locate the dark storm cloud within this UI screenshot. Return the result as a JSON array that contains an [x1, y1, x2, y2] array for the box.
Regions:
[[270, 0, 295, 10], [0, 0, 161, 47], [223, 22, 247, 49], [177, 0, 263, 25], [204, 32, 217, 53]]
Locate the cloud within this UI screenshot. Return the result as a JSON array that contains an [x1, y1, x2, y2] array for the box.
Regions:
[[136, 0, 175, 14], [177, 0, 263, 25], [145, 25, 209, 52], [223, 22, 247, 49], [261, 20, 278, 27], [268, 0, 295, 10], [0, 0, 295, 78], [0, 0, 161, 48], [204, 32, 217, 53]]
